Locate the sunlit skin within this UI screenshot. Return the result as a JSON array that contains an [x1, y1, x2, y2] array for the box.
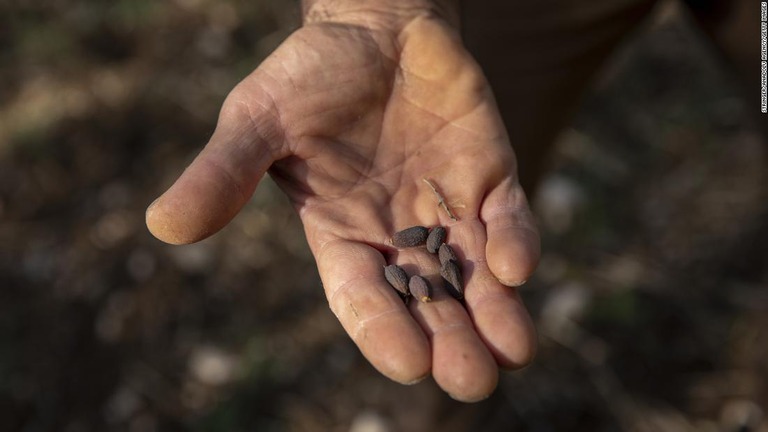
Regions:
[[146, 7, 540, 402]]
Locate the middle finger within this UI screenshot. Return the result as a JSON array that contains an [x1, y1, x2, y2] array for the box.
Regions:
[[392, 247, 499, 402]]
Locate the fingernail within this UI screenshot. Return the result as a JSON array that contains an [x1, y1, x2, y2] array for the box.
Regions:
[[404, 374, 428, 385], [448, 392, 492, 403], [499, 279, 527, 287]]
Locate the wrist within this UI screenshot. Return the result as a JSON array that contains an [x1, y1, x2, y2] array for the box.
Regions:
[[301, 0, 460, 32]]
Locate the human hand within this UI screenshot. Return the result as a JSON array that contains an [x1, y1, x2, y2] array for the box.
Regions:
[[146, 1, 539, 402]]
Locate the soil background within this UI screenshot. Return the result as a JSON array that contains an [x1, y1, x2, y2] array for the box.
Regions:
[[1, 1, 766, 431]]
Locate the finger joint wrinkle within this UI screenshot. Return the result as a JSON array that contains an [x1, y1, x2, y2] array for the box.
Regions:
[[352, 308, 401, 341], [429, 322, 471, 339], [327, 273, 368, 305]]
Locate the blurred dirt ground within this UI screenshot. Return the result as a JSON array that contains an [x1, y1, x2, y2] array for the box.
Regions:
[[1, 1, 767, 431]]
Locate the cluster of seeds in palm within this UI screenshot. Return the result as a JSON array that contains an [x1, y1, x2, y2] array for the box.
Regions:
[[384, 225, 464, 303]]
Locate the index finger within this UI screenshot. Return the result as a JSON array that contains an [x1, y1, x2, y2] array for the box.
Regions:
[[315, 238, 432, 384]]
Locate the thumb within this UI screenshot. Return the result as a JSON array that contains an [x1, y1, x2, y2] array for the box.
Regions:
[[146, 84, 284, 245]]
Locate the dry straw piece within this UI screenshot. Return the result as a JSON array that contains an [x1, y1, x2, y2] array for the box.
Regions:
[[422, 178, 458, 221]]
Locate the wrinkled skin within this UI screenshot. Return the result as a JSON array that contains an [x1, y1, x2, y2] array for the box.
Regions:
[[146, 10, 540, 402]]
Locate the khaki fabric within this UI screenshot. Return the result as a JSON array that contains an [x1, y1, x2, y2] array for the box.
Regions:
[[463, 0, 659, 191], [462, 0, 753, 192]]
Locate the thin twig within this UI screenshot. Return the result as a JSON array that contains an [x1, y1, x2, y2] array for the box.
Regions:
[[422, 178, 458, 221]]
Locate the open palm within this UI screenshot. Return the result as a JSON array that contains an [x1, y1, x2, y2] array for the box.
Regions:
[[147, 14, 539, 402]]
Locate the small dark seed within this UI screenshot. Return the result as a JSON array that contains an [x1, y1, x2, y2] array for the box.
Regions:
[[408, 275, 432, 303], [440, 260, 464, 300], [426, 226, 447, 254], [384, 265, 409, 295], [391, 226, 429, 248], [438, 243, 458, 266]]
